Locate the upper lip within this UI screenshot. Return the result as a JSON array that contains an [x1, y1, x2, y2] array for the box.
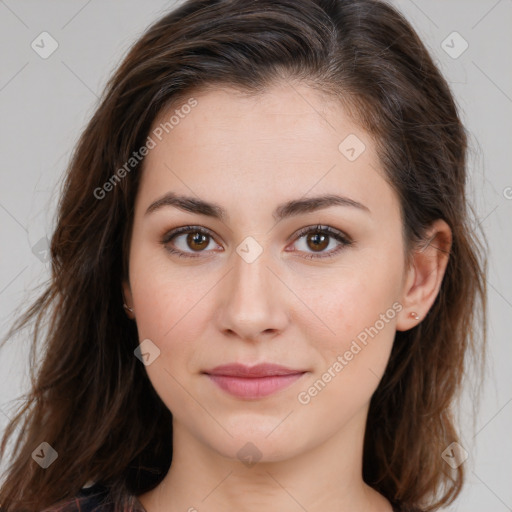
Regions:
[[204, 363, 306, 378]]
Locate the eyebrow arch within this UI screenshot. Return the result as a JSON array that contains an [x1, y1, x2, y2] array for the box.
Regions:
[[145, 192, 370, 222]]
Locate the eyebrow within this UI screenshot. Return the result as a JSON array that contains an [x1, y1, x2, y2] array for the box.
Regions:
[[145, 192, 370, 222]]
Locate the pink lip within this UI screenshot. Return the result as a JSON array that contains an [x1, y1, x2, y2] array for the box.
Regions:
[[203, 363, 307, 399]]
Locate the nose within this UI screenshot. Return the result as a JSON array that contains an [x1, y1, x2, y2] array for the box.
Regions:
[[214, 243, 290, 342]]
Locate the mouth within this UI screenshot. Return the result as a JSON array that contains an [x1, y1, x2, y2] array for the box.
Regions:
[[202, 363, 308, 399]]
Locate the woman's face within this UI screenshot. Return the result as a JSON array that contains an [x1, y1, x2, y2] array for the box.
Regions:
[[124, 82, 412, 462]]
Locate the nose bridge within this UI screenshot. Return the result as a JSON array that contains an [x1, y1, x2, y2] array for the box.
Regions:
[[215, 235, 289, 339], [230, 237, 276, 309]]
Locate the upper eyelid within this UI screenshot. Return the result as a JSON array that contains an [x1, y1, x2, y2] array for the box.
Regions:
[[291, 224, 351, 242]]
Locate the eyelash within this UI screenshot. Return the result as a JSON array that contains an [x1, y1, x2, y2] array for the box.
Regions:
[[160, 224, 353, 260]]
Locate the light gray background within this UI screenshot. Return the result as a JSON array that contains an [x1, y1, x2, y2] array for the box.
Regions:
[[0, 1, 511, 510]]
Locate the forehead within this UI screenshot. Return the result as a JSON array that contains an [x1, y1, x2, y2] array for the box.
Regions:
[[151, 83, 361, 158], [135, 82, 397, 221]]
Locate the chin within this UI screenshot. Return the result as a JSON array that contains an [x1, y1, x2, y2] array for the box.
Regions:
[[196, 418, 313, 465]]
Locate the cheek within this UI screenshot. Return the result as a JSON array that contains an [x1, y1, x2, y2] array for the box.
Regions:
[[128, 257, 213, 417], [289, 247, 403, 401], [290, 253, 402, 345], [128, 240, 214, 337], [295, 280, 399, 415]]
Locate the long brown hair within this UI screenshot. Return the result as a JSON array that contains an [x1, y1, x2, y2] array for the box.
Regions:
[[0, 1, 486, 511]]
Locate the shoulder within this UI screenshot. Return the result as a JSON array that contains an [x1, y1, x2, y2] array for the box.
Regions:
[[75, 483, 112, 512], [45, 482, 113, 512], [70, 483, 146, 512]]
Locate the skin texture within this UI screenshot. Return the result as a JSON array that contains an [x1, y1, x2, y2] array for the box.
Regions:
[[122, 81, 451, 512]]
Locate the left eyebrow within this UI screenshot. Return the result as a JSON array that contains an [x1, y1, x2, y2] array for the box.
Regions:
[[273, 194, 370, 221], [144, 192, 370, 222]]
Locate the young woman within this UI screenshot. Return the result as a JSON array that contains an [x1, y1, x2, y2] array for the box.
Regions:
[[0, 1, 486, 511]]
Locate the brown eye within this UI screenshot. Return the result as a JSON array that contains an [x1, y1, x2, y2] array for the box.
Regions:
[[161, 226, 220, 257], [305, 232, 329, 252], [289, 225, 353, 260], [186, 231, 210, 251]]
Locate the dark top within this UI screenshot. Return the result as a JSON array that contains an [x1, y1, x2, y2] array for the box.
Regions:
[[73, 482, 419, 512], [72, 484, 114, 512]]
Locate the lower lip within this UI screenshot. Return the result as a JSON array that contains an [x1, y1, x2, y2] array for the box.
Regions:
[[206, 373, 306, 399]]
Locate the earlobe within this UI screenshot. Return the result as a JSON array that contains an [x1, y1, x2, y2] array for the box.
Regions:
[[396, 219, 452, 331]]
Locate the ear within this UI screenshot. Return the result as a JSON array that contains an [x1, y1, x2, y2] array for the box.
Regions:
[[396, 219, 452, 331], [122, 279, 135, 317]]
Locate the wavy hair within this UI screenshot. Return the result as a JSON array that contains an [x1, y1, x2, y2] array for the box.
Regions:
[[0, 1, 486, 511]]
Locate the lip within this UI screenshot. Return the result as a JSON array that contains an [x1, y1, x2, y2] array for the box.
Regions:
[[205, 363, 305, 377], [203, 363, 307, 399]]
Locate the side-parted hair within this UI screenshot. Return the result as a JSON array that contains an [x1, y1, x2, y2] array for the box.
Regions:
[[0, 1, 486, 511]]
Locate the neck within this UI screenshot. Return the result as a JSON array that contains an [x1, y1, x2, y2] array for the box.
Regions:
[[137, 408, 392, 512]]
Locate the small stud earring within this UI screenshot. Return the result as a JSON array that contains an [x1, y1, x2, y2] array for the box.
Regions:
[[409, 311, 420, 320], [123, 303, 134, 314]]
